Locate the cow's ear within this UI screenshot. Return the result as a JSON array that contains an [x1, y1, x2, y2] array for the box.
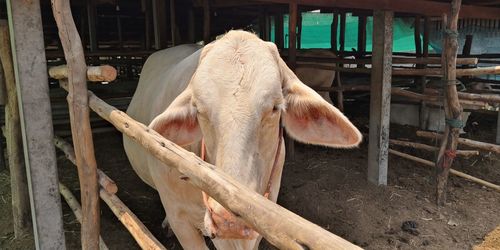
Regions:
[[283, 79, 362, 148], [267, 43, 362, 148], [149, 88, 201, 146]]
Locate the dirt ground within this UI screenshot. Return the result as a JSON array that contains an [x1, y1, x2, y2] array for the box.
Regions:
[[1, 105, 499, 250]]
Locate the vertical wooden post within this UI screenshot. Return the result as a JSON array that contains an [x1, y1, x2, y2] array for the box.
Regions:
[[331, 13, 338, 52], [367, 10, 393, 186], [357, 15, 367, 67], [419, 16, 430, 129], [203, 0, 211, 44], [462, 34, 473, 56], [52, 0, 102, 248], [496, 112, 500, 144], [6, 1, 66, 248], [0, 20, 31, 238], [143, 0, 152, 50], [87, 0, 97, 52], [414, 16, 422, 56], [275, 13, 284, 49], [187, 7, 195, 43], [152, 0, 167, 49], [116, 11, 123, 49], [435, 0, 463, 206], [170, 0, 177, 46], [286, 2, 298, 160], [339, 12, 346, 54], [297, 9, 302, 49]]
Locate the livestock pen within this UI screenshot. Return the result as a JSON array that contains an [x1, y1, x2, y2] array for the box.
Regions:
[[0, 0, 499, 249]]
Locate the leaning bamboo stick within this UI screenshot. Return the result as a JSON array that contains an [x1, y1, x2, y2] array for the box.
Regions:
[[49, 64, 117, 82], [99, 189, 166, 250], [52, 1, 101, 248], [54, 136, 118, 194], [417, 130, 500, 154], [389, 149, 500, 192], [57, 83, 361, 249], [59, 183, 109, 250], [389, 139, 479, 158]]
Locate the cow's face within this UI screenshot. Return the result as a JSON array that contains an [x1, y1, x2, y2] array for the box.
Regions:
[[149, 31, 362, 239]]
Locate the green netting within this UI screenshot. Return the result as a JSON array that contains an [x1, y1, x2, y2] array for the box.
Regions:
[[272, 12, 432, 53]]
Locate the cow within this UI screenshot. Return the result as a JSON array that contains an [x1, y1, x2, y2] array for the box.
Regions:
[[123, 30, 362, 250]]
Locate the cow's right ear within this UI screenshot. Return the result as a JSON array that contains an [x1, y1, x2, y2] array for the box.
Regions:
[[149, 88, 201, 146]]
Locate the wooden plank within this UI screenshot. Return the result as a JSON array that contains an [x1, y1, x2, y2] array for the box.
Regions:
[[0, 20, 30, 237], [435, 0, 463, 206], [152, 0, 167, 49], [262, 0, 500, 19], [52, 0, 101, 247], [367, 10, 393, 186], [6, 1, 66, 249]]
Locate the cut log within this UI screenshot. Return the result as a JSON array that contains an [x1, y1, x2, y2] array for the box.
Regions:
[[389, 149, 500, 192], [389, 139, 479, 158], [54, 136, 118, 194], [49, 64, 117, 82], [58, 81, 362, 249], [417, 130, 500, 154], [59, 183, 109, 250]]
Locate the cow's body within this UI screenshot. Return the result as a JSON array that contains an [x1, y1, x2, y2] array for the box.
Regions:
[[124, 31, 361, 250]]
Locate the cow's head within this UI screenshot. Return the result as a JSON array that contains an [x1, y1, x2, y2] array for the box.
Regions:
[[150, 31, 362, 240]]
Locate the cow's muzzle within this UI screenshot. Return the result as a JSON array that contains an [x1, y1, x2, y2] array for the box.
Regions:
[[203, 195, 259, 240]]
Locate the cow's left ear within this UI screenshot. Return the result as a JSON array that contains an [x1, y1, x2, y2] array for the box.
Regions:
[[266, 41, 362, 148], [149, 88, 201, 146], [282, 79, 362, 148]]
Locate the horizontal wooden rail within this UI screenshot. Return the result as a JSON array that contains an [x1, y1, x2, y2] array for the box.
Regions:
[[49, 64, 117, 82], [54, 136, 118, 194], [416, 131, 500, 154], [58, 183, 109, 250], [389, 149, 500, 192], [296, 63, 500, 77], [388, 138, 479, 158], [57, 82, 361, 249], [282, 54, 478, 65], [99, 188, 167, 250]]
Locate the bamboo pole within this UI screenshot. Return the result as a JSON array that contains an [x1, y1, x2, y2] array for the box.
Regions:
[[0, 20, 30, 237], [51, 1, 101, 248], [389, 149, 500, 192], [435, 0, 463, 206], [54, 136, 118, 194], [49, 64, 117, 82], [59, 183, 109, 250], [389, 139, 479, 158], [417, 130, 500, 154], [57, 80, 361, 249], [99, 189, 166, 250]]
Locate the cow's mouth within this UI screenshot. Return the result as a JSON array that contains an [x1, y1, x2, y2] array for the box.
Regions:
[[203, 196, 259, 240]]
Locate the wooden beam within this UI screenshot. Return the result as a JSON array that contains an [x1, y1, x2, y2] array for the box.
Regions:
[[417, 130, 500, 154], [0, 20, 30, 238], [49, 64, 117, 82], [262, 0, 500, 19], [339, 12, 346, 54], [187, 7, 195, 43], [357, 15, 367, 66], [435, 0, 463, 206], [52, 0, 101, 248], [6, 1, 66, 248], [331, 13, 338, 52], [152, 0, 167, 49], [367, 10, 393, 186]]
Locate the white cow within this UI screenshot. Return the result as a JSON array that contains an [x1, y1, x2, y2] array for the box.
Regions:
[[124, 30, 362, 250]]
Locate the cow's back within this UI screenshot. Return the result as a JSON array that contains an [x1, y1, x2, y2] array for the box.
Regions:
[[124, 44, 202, 188]]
